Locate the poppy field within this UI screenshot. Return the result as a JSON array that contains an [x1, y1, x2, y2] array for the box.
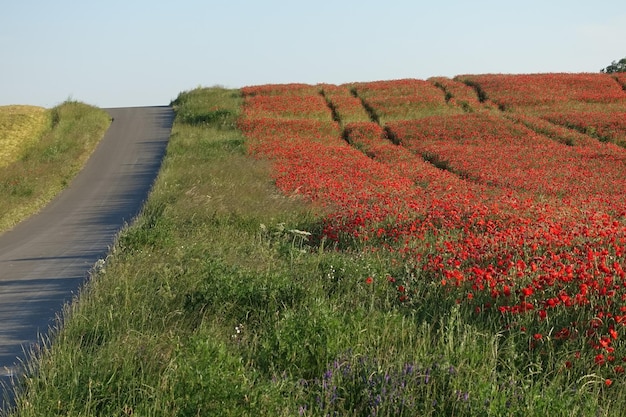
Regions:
[[240, 73, 626, 392]]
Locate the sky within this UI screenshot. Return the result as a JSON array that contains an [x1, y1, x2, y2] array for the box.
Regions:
[[2, 0, 625, 108]]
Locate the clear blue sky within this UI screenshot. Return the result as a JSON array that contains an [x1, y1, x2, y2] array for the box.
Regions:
[[2, 0, 625, 108]]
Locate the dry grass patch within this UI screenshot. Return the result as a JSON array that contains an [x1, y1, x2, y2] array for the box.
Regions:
[[0, 105, 50, 167]]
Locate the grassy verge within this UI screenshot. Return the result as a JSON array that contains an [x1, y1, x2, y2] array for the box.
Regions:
[[0, 101, 111, 233], [6, 88, 625, 416]]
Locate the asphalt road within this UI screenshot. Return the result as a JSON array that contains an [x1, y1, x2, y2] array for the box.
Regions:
[[0, 106, 173, 406]]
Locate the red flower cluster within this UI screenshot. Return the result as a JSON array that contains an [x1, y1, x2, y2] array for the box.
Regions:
[[243, 94, 332, 121]]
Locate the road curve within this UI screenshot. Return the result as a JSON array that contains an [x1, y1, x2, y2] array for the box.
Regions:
[[0, 106, 174, 405]]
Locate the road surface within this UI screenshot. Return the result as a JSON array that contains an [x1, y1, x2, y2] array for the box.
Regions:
[[0, 106, 173, 407]]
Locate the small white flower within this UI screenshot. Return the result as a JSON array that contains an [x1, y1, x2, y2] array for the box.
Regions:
[[289, 229, 311, 237], [231, 324, 244, 340], [93, 258, 106, 274]]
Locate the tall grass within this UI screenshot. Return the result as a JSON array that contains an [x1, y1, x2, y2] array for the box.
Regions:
[[6, 88, 626, 416], [0, 101, 111, 233]]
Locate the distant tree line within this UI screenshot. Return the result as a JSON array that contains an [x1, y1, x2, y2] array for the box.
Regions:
[[601, 57, 626, 73]]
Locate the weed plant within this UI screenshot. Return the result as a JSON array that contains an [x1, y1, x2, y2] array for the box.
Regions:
[[6, 88, 626, 416]]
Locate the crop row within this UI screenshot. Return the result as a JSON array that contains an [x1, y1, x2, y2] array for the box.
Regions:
[[541, 111, 626, 147], [350, 79, 463, 122], [386, 113, 626, 201], [455, 73, 626, 109], [455, 73, 626, 151]]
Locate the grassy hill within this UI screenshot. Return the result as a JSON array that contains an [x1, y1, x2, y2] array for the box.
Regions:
[[0, 101, 110, 233], [7, 74, 626, 416]]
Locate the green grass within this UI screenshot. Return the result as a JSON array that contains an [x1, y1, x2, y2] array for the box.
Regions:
[[6, 87, 626, 416], [0, 101, 111, 233]]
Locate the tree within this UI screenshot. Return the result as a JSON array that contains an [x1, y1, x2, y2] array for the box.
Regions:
[[601, 57, 626, 73]]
